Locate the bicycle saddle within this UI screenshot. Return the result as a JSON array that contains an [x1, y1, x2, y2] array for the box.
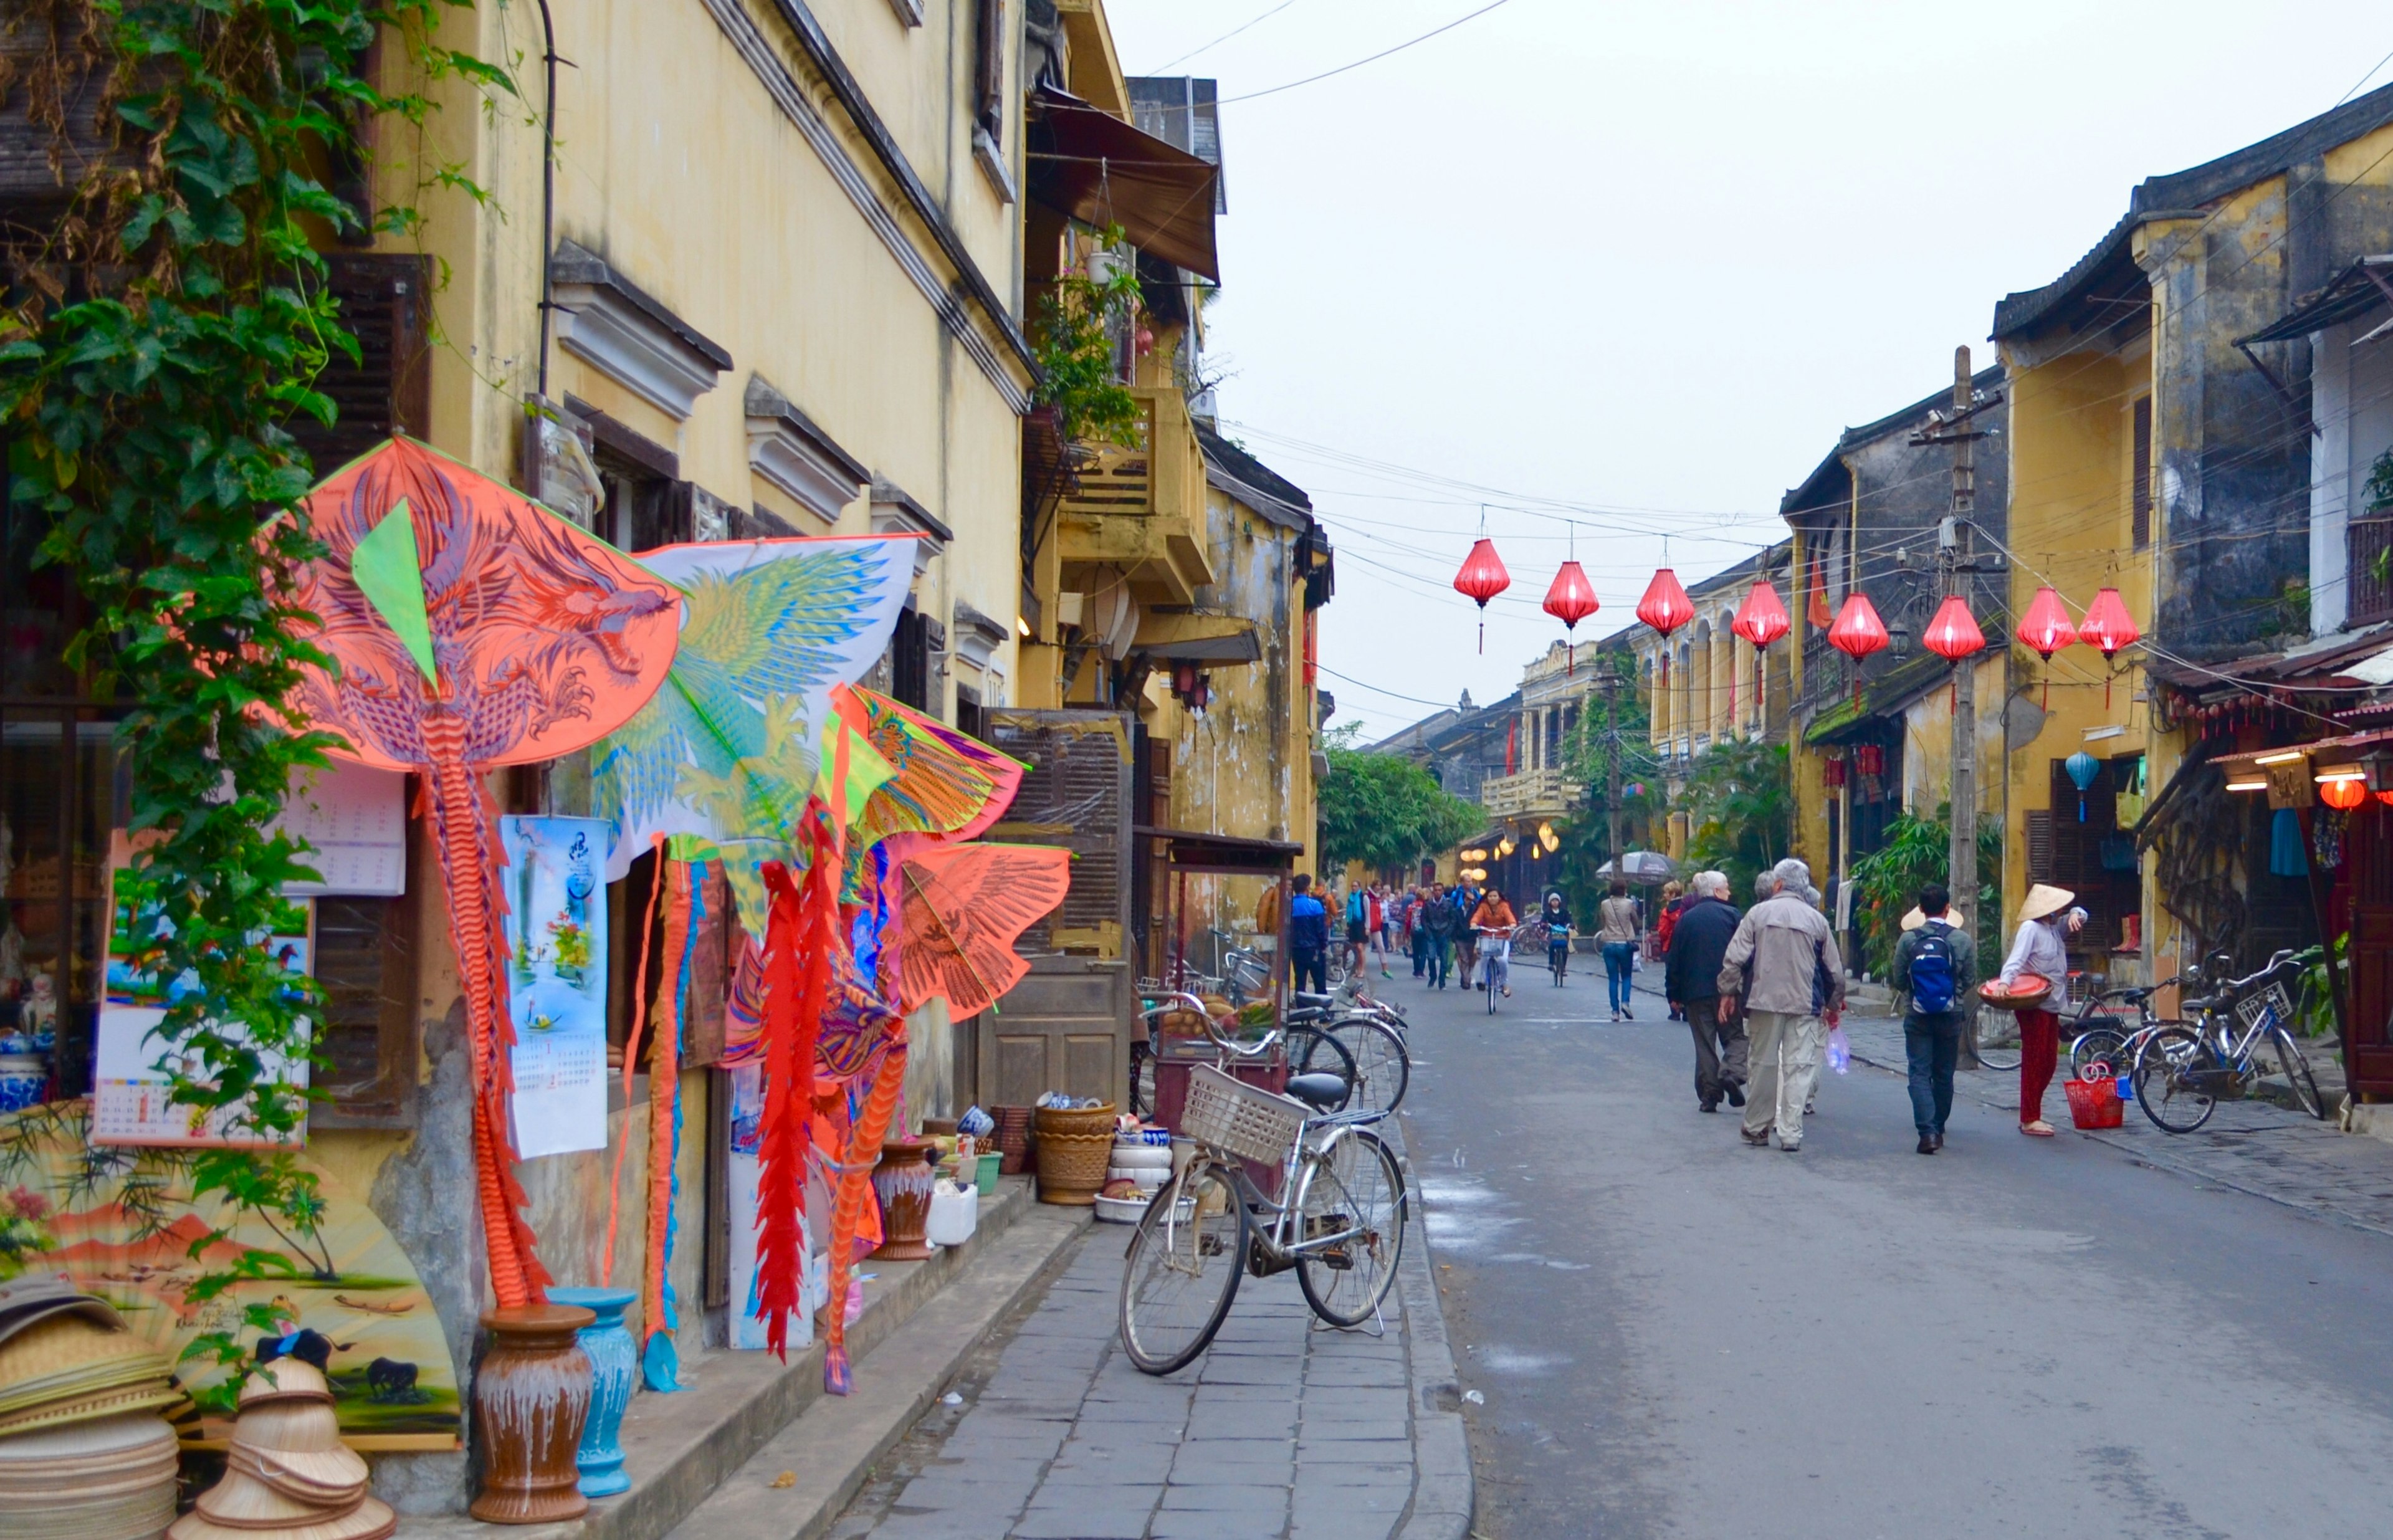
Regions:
[[1284, 1073, 1350, 1111], [1292, 991, 1337, 1007]]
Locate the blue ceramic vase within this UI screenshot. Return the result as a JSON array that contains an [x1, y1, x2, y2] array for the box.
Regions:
[[548, 1287, 638, 1498]]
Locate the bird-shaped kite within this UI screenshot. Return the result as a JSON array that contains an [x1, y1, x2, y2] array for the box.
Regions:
[[288, 438, 681, 1310], [891, 843, 1071, 1019]]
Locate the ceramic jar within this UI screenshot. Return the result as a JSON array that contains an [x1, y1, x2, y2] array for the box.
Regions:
[[470, 1302, 596, 1524], [0, 1056, 46, 1113], [545, 1288, 638, 1499], [869, 1139, 939, 1261]]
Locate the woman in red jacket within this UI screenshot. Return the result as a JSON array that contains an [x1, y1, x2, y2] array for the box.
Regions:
[[1653, 881, 1686, 1020]]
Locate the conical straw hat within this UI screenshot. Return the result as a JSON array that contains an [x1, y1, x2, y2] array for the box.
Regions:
[[0, 1382, 186, 1438], [239, 1359, 335, 1408], [198, 1467, 366, 1528], [169, 1494, 394, 1540], [0, 1276, 125, 1347], [0, 1316, 170, 1417], [0, 1408, 178, 1464], [227, 1440, 370, 1503], [2018, 883, 2076, 922]]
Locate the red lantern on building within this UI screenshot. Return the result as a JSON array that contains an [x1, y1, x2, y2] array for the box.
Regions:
[[2016, 585, 2078, 707], [1731, 578, 1790, 650], [2320, 775, 2368, 812], [1453, 537, 1511, 653], [2080, 586, 2141, 706], [1542, 560, 1599, 674], [1636, 568, 1694, 636], [1827, 592, 1888, 704]]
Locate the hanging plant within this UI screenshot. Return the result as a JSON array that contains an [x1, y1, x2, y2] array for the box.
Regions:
[[0, 0, 513, 1370], [1031, 222, 1144, 446]]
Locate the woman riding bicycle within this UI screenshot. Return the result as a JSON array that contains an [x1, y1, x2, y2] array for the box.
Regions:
[[1471, 886, 1519, 998], [1539, 890, 1573, 981]]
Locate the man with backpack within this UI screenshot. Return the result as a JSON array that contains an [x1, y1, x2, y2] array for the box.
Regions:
[[1892, 881, 1976, 1155]]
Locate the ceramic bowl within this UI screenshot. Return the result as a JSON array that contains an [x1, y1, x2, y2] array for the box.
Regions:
[[0, 1058, 45, 1114]]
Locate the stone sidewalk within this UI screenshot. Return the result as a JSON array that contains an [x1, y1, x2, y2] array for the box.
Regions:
[[1827, 997, 2393, 1237]]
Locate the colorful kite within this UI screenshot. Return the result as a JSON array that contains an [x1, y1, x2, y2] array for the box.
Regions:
[[289, 438, 681, 1310]]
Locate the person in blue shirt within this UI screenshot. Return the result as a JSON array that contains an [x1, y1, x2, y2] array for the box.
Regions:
[[1286, 873, 1330, 995]]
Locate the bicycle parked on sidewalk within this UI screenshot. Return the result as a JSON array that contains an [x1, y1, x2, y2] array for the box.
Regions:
[[1129, 992, 1356, 1124], [2130, 949, 2328, 1133], [1119, 1062, 1408, 1375]]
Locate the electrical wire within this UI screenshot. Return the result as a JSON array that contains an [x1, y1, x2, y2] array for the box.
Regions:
[[1147, 0, 1299, 72], [1216, 0, 1512, 105]]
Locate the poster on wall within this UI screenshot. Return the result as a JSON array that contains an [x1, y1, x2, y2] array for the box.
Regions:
[[271, 760, 409, 897], [0, 1102, 462, 1448], [91, 833, 313, 1149], [499, 816, 610, 1158]]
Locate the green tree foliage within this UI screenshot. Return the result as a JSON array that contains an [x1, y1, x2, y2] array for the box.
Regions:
[[1317, 729, 1481, 873], [0, 0, 503, 1379], [1846, 807, 2003, 977], [1031, 224, 1143, 446], [1679, 738, 1793, 907], [1554, 655, 1663, 914]]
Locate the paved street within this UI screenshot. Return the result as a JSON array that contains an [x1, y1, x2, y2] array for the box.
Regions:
[[1399, 962, 2393, 1539], [826, 1173, 1451, 1540]]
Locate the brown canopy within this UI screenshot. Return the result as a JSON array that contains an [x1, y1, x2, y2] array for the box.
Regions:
[[1028, 85, 1220, 282]]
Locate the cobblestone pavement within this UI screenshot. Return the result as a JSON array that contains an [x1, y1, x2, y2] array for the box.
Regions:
[[1819, 990, 2393, 1236], [826, 1208, 1436, 1540]]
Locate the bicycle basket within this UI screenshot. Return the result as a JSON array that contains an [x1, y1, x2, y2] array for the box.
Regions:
[[2234, 982, 2295, 1035], [1180, 1063, 1310, 1165]]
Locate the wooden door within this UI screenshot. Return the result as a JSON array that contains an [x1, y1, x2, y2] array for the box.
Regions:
[[979, 709, 1135, 1109], [2349, 806, 2393, 1098]]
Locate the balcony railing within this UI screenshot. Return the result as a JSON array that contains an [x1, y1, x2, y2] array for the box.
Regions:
[[1054, 386, 1212, 601], [2351, 517, 2393, 626]]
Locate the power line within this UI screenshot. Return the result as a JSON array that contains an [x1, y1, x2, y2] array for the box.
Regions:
[[1148, 0, 1299, 72], [1216, 0, 1512, 105]]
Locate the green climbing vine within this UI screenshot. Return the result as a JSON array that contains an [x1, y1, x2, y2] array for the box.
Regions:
[[1031, 222, 1144, 446], [0, 1, 509, 1388]]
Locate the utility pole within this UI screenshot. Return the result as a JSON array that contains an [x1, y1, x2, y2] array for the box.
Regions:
[[1911, 347, 2004, 1053], [1601, 660, 1625, 869]]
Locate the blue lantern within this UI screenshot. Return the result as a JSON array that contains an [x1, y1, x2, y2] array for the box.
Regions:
[[2065, 750, 2101, 822]]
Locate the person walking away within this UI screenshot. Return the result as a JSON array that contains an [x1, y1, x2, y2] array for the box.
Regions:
[[1598, 880, 1641, 1021], [1997, 884, 2083, 1138], [1288, 874, 1330, 997], [1471, 886, 1519, 997], [1893, 883, 1976, 1154], [1718, 858, 1845, 1152], [1654, 881, 1687, 1020], [1665, 871, 1746, 1111], [1370, 883, 1394, 978], [1421, 882, 1458, 988], [1453, 881, 1482, 990], [1539, 890, 1574, 982]]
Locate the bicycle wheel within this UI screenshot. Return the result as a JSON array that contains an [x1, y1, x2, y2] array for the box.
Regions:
[[1284, 1025, 1357, 1112], [2070, 1025, 2131, 1082], [1971, 1007, 2023, 1071], [1120, 1157, 1248, 1375], [1319, 1017, 1409, 1116], [2270, 1026, 2327, 1119], [2133, 1024, 2220, 1134], [1295, 1129, 1408, 1329]]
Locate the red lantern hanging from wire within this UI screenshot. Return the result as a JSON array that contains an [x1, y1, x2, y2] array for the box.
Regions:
[[1542, 560, 1599, 675], [1731, 578, 1790, 650], [1636, 568, 1694, 636], [1453, 537, 1511, 653], [2320, 775, 2368, 812], [2080, 586, 2141, 707], [1827, 591, 1889, 704], [1923, 595, 1985, 712], [2015, 585, 2078, 707]]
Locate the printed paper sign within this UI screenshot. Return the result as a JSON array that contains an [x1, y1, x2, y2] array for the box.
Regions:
[[274, 760, 409, 896], [499, 816, 610, 1157]]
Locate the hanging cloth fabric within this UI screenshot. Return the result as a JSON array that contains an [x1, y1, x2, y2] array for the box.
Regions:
[[2269, 808, 2308, 878]]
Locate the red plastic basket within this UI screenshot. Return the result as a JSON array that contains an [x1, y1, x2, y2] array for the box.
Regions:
[[2064, 1075, 2124, 1131]]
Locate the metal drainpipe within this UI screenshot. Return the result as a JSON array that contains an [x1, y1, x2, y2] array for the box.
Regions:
[[535, 0, 561, 400]]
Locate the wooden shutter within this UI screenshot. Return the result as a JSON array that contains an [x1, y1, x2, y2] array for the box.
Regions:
[[2026, 810, 2055, 885], [986, 709, 1132, 957], [2131, 396, 2152, 550], [289, 254, 431, 476]]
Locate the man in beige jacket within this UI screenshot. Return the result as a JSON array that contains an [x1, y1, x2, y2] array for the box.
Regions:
[[1717, 858, 1846, 1152]]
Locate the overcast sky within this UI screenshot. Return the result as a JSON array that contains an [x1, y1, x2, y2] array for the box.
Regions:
[[1104, 2, 2393, 742]]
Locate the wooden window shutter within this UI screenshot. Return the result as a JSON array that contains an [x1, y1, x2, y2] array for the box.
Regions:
[[2131, 396, 2152, 551], [986, 709, 1131, 959], [289, 253, 431, 476], [975, 0, 1007, 133], [2026, 810, 2055, 885]]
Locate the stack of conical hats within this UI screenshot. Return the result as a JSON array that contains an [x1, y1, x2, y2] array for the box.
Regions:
[[171, 1360, 393, 1540], [0, 1276, 184, 1540]]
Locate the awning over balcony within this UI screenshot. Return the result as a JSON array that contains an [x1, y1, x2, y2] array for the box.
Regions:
[[2240, 255, 2393, 345], [1132, 611, 1261, 664], [1028, 85, 1220, 281]]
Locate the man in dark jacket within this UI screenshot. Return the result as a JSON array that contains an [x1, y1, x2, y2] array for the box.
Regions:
[[1665, 870, 1747, 1112], [1891, 881, 1977, 1154], [1420, 883, 1458, 989], [1287, 874, 1330, 995]]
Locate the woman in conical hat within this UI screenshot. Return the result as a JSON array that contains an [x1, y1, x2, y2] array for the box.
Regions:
[[1998, 884, 2085, 1136]]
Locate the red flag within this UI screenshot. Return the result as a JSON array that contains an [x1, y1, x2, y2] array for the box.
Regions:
[[1806, 555, 1833, 629]]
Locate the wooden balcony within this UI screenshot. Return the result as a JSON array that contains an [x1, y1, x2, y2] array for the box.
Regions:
[[1057, 386, 1213, 605], [1479, 768, 1579, 820]]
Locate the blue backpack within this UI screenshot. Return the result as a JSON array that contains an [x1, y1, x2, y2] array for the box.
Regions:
[[1910, 921, 1959, 1014]]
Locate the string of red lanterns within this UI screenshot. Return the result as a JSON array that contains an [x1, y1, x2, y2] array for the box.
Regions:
[[1452, 537, 1510, 653], [1541, 560, 1598, 674]]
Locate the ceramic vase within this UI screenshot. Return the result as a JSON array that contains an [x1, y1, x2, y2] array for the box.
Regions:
[[469, 1302, 596, 1524], [546, 1287, 637, 1499], [869, 1139, 939, 1261], [0, 1055, 45, 1113]]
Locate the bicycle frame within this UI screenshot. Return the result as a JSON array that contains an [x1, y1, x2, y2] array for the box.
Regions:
[[1162, 1107, 1390, 1278]]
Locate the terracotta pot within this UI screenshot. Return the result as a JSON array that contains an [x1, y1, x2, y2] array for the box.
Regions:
[[470, 1302, 596, 1524], [545, 1287, 637, 1499], [993, 1106, 1033, 1175], [869, 1139, 939, 1261]]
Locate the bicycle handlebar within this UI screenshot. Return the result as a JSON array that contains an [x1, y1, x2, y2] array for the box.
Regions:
[[2182, 950, 2300, 1015]]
